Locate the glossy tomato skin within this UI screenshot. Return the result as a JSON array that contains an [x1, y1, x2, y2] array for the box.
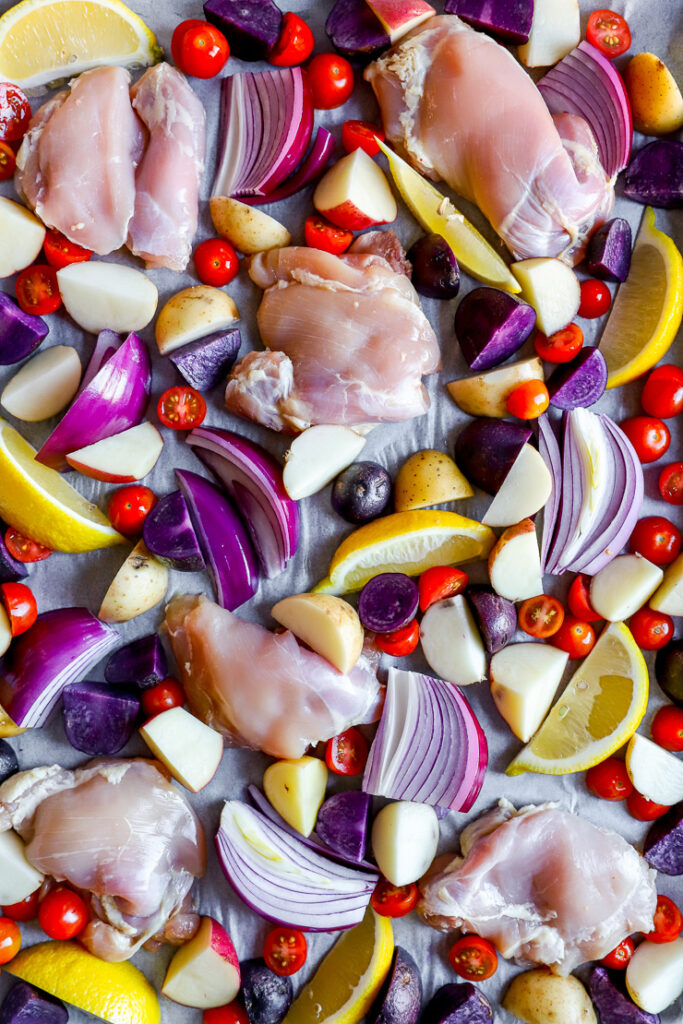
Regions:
[[1, 889, 40, 922], [627, 791, 670, 821], [43, 229, 93, 270], [38, 888, 89, 940], [620, 416, 670, 463], [448, 936, 498, 981], [269, 12, 314, 66], [141, 678, 185, 718], [0, 83, 31, 142], [567, 574, 602, 622], [506, 380, 549, 419], [651, 705, 683, 752], [646, 895, 682, 944], [370, 880, 419, 918], [641, 365, 683, 419], [601, 936, 635, 969], [585, 757, 633, 800], [518, 595, 564, 639], [0, 582, 37, 636], [171, 19, 205, 63], [629, 515, 681, 565], [304, 215, 353, 255], [194, 238, 239, 286], [263, 927, 307, 976], [0, 916, 21, 964], [578, 279, 611, 318], [203, 1002, 250, 1024], [630, 608, 674, 651], [158, 386, 207, 430], [0, 140, 16, 182], [306, 54, 354, 109], [342, 119, 384, 157], [418, 566, 468, 613], [15, 265, 62, 316], [551, 617, 596, 659], [325, 727, 368, 776], [586, 9, 631, 57], [4, 528, 52, 563], [107, 485, 157, 536], [533, 323, 583, 363], [375, 619, 420, 657], [174, 20, 229, 78], [659, 462, 683, 505]]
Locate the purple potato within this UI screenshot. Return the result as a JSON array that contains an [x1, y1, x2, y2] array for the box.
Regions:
[[62, 681, 140, 756], [143, 490, 206, 572], [0, 524, 28, 583], [331, 461, 392, 524], [316, 790, 372, 863], [644, 802, 683, 876], [655, 641, 683, 707], [369, 947, 422, 1024], [624, 141, 683, 209], [325, 0, 390, 60], [548, 348, 608, 410], [454, 418, 531, 495], [467, 587, 516, 654], [0, 982, 68, 1024], [169, 328, 241, 392], [444, 0, 533, 43], [203, 0, 282, 60], [586, 218, 632, 282], [454, 287, 536, 371], [104, 634, 168, 689], [0, 293, 48, 366], [422, 983, 493, 1024], [358, 573, 419, 633], [240, 958, 292, 1024], [408, 234, 460, 300], [589, 966, 660, 1024], [0, 739, 18, 784]]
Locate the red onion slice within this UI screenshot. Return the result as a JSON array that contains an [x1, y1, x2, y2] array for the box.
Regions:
[[538, 414, 562, 573], [239, 128, 335, 206]]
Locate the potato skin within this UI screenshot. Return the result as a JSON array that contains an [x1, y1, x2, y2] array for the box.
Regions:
[[624, 53, 683, 136], [447, 357, 544, 418], [155, 285, 239, 355], [502, 969, 597, 1024], [394, 449, 473, 511], [99, 541, 168, 623], [210, 196, 291, 254]]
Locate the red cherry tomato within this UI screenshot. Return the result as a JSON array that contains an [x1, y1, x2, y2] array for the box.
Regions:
[[43, 228, 93, 270], [448, 935, 498, 982], [107, 485, 157, 536], [1, 889, 40, 922], [38, 887, 89, 940], [627, 791, 670, 821], [370, 880, 419, 918], [173, 19, 229, 78], [306, 53, 354, 110], [4, 528, 52, 563], [268, 12, 314, 66], [567, 574, 602, 622], [506, 380, 549, 419], [342, 119, 385, 158], [630, 516, 681, 566], [171, 19, 205, 63], [15, 265, 62, 316], [325, 727, 368, 776], [375, 619, 420, 657], [203, 1003, 250, 1024], [263, 927, 307, 976], [418, 566, 468, 613], [641, 365, 683, 419], [194, 238, 239, 286], [158, 386, 207, 430], [585, 757, 633, 801], [601, 936, 635, 969], [533, 323, 583, 363], [578, 279, 611, 318], [518, 594, 565, 639], [659, 462, 683, 505], [0, 916, 21, 964], [551, 617, 596, 659], [651, 705, 683, 752], [620, 416, 670, 464], [646, 895, 682, 944], [0, 83, 31, 142], [0, 140, 16, 182], [0, 582, 37, 636], [304, 215, 353, 255], [586, 9, 631, 58], [630, 607, 674, 651], [141, 677, 186, 718]]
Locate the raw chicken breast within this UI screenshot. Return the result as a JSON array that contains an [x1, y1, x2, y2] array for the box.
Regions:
[[0, 759, 206, 962], [127, 63, 206, 272], [365, 16, 614, 263], [419, 801, 657, 975], [224, 247, 439, 432], [15, 67, 144, 255], [164, 594, 383, 759]]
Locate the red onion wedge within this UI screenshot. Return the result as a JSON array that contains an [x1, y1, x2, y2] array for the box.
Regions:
[[239, 128, 335, 206], [78, 330, 121, 394], [363, 667, 487, 812], [215, 800, 377, 931], [0, 608, 118, 728], [538, 414, 562, 574]]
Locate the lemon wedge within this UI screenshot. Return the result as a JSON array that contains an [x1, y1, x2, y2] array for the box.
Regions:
[[0, 418, 124, 552], [0, 0, 161, 92], [314, 510, 495, 594], [378, 140, 520, 293], [507, 622, 648, 776], [6, 941, 160, 1024], [283, 908, 393, 1024], [599, 207, 683, 389]]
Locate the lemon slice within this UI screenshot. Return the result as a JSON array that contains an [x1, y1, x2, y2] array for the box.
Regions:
[[0, 0, 161, 92], [599, 207, 683, 389], [6, 941, 160, 1024], [314, 510, 495, 594], [0, 418, 124, 552], [378, 140, 520, 294], [507, 622, 648, 776], [284, 908, 393, 1024]]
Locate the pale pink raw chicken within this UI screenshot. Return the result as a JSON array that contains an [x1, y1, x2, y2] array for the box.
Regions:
[[0, 759, 206, 962], [164, 594, 383, 759], [127, 63, 206, 272], [224, 247, 439, 432], [419, 801, 657, 975], [365, 16, 614, 263]]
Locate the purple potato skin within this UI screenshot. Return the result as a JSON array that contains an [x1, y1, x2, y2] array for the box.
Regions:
[[408, 234, 460, 300], [169, 329, 241, 392], [143, 490, 206, 572], [0, 293, 48, 366], [548, 348, 608, 410], [624, 141, 683, 209], [331, 462, 392, 524], [0, 524, 28, 583], [240, 959, 292, 1024], [203, 0, 282, 60], [104, 633, 167, 689], [467, 587, 516, 654], [586, 218, 632, 282], [422, 983, 493, 1024], [358, 573, 419, 633], [316, 790, 372, 863], [62, 681, 140, 757], [325, 0, 390, 60], [0, 982, 68, 1024], [454, 418, 531, 495], [368, 947, 422, 1024], [0, 739, 19, 784], [589, 967, 660, 1024], [644, 802, 683, 876], [444, 0, 533, 43], [454, 287, 536, 371]]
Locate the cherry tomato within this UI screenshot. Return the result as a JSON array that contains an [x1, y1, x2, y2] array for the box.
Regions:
[[304, 215, 353, 255], [601, 936, 635, 969], [171, 19, 205, 63], [269, 12, 314, 66], [263, 927, 307, 976], [651, 705, 683, 752], [551, 617, 596, 659], [418, 566, 468, 613], [370, 880, 419, 918], [578, 279, 611, 318], [506, 380, 549, 419], [630, 608, 674, 652], [0, 140, 16, 182], [194, 238, 239, 287], [43, 228, 93, 270], [630, 516, 681, 566], [620, 416, 670, 464], [203, 1003, 250, 1024], [518, 594, 565, 639], [306, 53, 354, 110], [342, 119, 385, 158], [158, 386, 207, 430], [567, 574, 602, 622], [585, 757, 633, 801], [646, 895, 682, 944], [4, 528, 52, 563], [38, 887, 89, 940], [0, 83, 31, 142], [0, 916, 21, 964], [641, 365, 683, 419], [173, 19, 229, 78], [0, 582, 37, 636], [374, 619, 420, 657], [1, 889, 40, 922], [107, 485, 157, 536], [659, 462, 683, 505], [448, 935, 498, 982], [627, 791, 670, 821], [586, 9, 631, 58], [325, 727, 368, 776], [141, 677, 186, 718], [15, 264, 62, 316], [533, 323, 583, 363]]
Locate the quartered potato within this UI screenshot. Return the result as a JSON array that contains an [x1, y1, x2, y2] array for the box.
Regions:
[[394, 449, 473, 510], [99, 541, 168, 623], [503, 968, 597, 1024], [210, 196, 291, 254], [155, 285, 240, 355], [624, 53, 683, 136]]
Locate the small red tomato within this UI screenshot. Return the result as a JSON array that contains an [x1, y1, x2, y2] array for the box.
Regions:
[[518, 594, 565, 639], [646, 895, 682, 944], [533, 323, 583, 363], [651, 705, 683, 752], [107, 485, 157, 536], [158, 386, 207, 430], [448, 935, 498, 982], [586, 9, 631, 57], [627, 791, 670, 821], [585, 757, 633, 801], [629, 608, 674, 651], [601, 936, 635, 969], [325, 727, 368, 776], [1, 889, 40, 922], [641, 365, 683, 419], [0, 916, 21, 964], [141, 677, 186, 718], [506, 380, 549, 419], [659, 462, 683, 505], [567, 574, 602, 622], [0, 82, 31, 142], [171, 18, 205, 63], [552, 617, 596, 659], [38, 888, 89, 941], [4, 528, 52, 563], [0, 140, 16, 182], [43, 228, 93, 270], [375, 619, 420, 657], [620, 416, 670, 464], [306, 53, 354, 110], [578, 279, 611, 318], [370, 880, 419, 918], [263, 927, 307, 976], [204, 1003, 250, 1024], [304, 215, 353, 255], [15, 265, 62, 316], [418, 566, 468, 613], [194, 238, 239, 287], [0, 582, 37, 636], [342, 119, 385, 158], [173, 19, 229, 78], [630, 515, 682, 566], [269, 12, 314, 66]]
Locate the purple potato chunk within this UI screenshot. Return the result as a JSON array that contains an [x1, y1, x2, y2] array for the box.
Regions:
[[644, 802, 683, 876], [623, 141, 683, 209], [0, 293, 48, 366], [0, 982, 68, 1024], [0, 523, 28, 583], [444, 0, 533, 43], [325, 0, 390, 60], [586, 218, 632, 282], [315, 790, 372, 863], [454, 418, 531, 495], [104, 633, 168, 689], [454, 287, 536, 371], [467, 586, 516, 654], [422, 983, 493, 1024], [203, 0, 282, 60], [240, 958, 292, 1024], [358, 573, 419, 633], [143, 490, 206, 572], [331, 462, 392, 524], [408, 234, 460, 300], [368, 946, 422, 1024], [589, 966, 660, 1024], [548, 347, 608, 410], [62, 681, 140, 756], [169, 328, 241, 392], [655, 641, 683, 707], [0, 738, 19, 784]]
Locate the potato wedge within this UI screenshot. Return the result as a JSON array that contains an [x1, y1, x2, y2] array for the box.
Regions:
[[263, 756, 328, 837], [99, 541, 168, 623], [155, 285, 240, 356], [503, 968, 597, 1024], [210, 196, 291, 254], [270, 593, 364, 674], [447, 357, 544, 418], [394, 449, 473, 510], [624, 53, 683, 136]]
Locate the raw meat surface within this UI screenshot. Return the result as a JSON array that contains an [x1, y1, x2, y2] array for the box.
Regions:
[[164, 593, 383, 759], [365, 16, 614, 263], [419, 801, 657, 974]]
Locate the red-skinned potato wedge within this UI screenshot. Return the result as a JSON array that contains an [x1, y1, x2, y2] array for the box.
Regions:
[[488, 519, 543, 603], [313, 149, 397, 231]]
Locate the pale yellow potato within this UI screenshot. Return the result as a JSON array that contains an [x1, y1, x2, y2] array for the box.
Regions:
[[155, 285, 240, 356], [624, 53, 683, 136], [99, 541, 168, 623], [210, 197, 291, 254], [503, 969, 597, 1024], [271, 593, 364, 674], [490, 643, 568, 742], [263, 756, 328, 837], [447, 357, 544, 418], [394, 449, 473, 510], [649, 552, 683, 615]]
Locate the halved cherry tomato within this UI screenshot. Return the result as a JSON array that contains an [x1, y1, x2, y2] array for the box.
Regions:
[[567, 574, 602, 622], [38, 887, 89, 940], [630, 608, 674, 651], [0, 140, 16, 182], [646, 895, 682, 944], [304, 215, 353, 255], [601, 936, 634, 969], [620, 416, 670, 464], [325, 727, 368, 776], [551, 617, 596, 659], [306, 53, 354, 110], [518, 594, 564, 639], [1, 889, 40, 922], [448, 935, 498, 981], [0, 917, 21, 964], [204, 1002, 250, 1024], [158, 386, 207, 430], [586, 9, 631, 58], [173, 19, 229, 78], [263, 927, 307, 976], [506, 380, 549, 419], [578, 279, 611, 318], [107, 485, 157, 536], [141, 677, 186, 718], [370, 880, 419, 918], [43, 228, 93, 270], [641, 365, 683, 419], [418, 566, 468, 613], [659, 462, 683, 505], [0, 582, 37, 636], [269, 12, 314, 66], [15, 264, 62, 316], [651, 705, 683, 752], [375, 619, 420, 657], [630, 515, 681, 565], [585, 757, 633, 801], [342, 119, 384, 158], [0, 83, 31, 142], [533, 323, 583, 363], [194, 237, 239, 286], [4, 528, 52, 563], [627, 791, 670, 821]]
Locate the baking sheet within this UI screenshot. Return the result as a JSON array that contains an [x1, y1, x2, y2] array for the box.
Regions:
[[0, 0, 681, 1019]]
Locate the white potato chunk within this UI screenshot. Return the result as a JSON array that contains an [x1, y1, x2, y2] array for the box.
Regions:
[[649, 552, 683, 615], [482, 445, 552, 527], [590, 554, 664, 621], [210, 196, 291, 254], [0, 830, 45, 904], [283, 425, 366, 500], [511, 258, 581, 335], [420, 595, 487, 685], [518, 0, 580, 68], [488, 519, 543, 602], [98, 540, 168, 623], [270, 593, 364, 674], [447, 357, 545, 418], [66, 421, 164, 482], [503, 968, 597, 1024], [371, 801, 439, 886], [625, 733, 683, 806], [263, 756, 328, 837], [1, 345, 81, 422], [57, 262, 158, 333], [0, 197, 46, 278], [155, 285, 240, 356], [140, 708, 224, 793], [626, 937, 683, 1014], [490, 643, 569, 741]]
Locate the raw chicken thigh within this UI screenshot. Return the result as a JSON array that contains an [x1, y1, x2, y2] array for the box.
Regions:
[[365, 16, 614, 263], [0, 759, 206, 962], [419, 802, 657, 975], [164, 594, 383, 759], [225, 246, 439, 432]]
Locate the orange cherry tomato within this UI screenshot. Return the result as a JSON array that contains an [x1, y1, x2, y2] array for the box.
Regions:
[[418, 566, 468, 613], [551, 617, 596, 659], [0, 582, 37, 636], [263, 927, 307, 976], [627, 791, 670, 821], [304, 215, 353, 255], [15, 264, 62, 316], [585, 757, 633, 801], [157, 386, 207, 430], [533, 323, 583, 363], [506, 380, 549, 419], [567, 573, 602, 622], [141, 678, 186, 719], [269, 12, 314, 66], [38, 887, 89, 940], [374, 619, 420, 657], [325, 727, 368, 776], [370, 880, 419, 918], [4, 528, 52, 563], [0, 916, 21, 964], [448, 935, 498, 981], [518, 594, 565, 639], [601, 936, 634, 969], [0, 140, 16, 182], [342, 120, 384, 158], [43, 228, 93, 270], [646, 895, 682, 944], [107, 485, 157, 536], [306, 53, 354, 110]]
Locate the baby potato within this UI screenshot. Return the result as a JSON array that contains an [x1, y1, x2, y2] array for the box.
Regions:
[[156, 285, 240, 356], [503, 969, 597, 1024], [210, 196, 291, 254], [263, 756, 328, 837], [99, 541, 168, 623], [447, 357, 545, 418], [394, 449, 473, 511], [624, 53, 683, 136], [270, 593, 364, 674]]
